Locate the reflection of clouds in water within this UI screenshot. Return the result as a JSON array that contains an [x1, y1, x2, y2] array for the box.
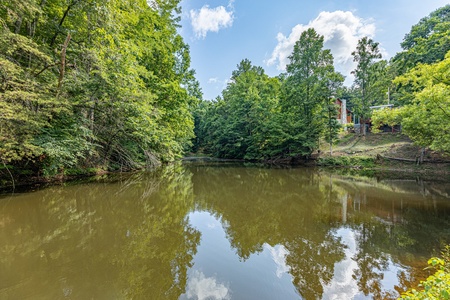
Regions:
[[207, 222, 217, 229], [322, 228, 359, 300], [186, 270, 230, 300], [264, 244, 291, 278]]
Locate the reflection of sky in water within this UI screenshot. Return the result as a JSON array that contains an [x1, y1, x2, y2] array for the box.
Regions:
[[184, 270, 230, 300], [184, 212, 408, 300], [264, 244, 291, 278], [323, 227, 406, 300], [323, 228, 359, 300], [185, 211, 299, 300]]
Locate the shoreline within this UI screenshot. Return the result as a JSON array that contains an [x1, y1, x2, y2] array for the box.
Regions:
[[2, 155, 449, 194]]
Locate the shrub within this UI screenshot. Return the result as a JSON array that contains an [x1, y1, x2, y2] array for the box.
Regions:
[[317, 156, 376, 168], [400, 246, 450, 299]]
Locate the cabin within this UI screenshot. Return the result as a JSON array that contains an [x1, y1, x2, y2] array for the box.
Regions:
[[335, 98, 352, 125]]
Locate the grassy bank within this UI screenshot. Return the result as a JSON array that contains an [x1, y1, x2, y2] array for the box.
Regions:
[[318, 133, 450, 176]]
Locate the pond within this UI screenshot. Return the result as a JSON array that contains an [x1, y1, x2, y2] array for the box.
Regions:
[[1, 162, 450, 299]]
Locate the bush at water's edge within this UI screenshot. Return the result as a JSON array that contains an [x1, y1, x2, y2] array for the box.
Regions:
[[400, 246, 450, 300]]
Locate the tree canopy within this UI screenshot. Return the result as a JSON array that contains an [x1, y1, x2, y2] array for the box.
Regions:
[[0, 0, 201, 175], [1, 2, 449, 175], [193, 29, 343, 161], [394, 51, 450, 153], [395, 4, 450, 72], [193, 6, 450, 160]]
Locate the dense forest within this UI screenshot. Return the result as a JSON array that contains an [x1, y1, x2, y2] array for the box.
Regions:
[[193, 5, 450, 161], [0, 0, 201, 177], [0, 2, 449, 178]]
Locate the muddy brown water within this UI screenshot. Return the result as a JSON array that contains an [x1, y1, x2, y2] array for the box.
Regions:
[[1, 162, 449, 299]]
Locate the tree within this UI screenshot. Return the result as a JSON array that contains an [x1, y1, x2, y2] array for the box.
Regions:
[[193, 60, 282, 160], [391, 5, 450, 106], [0, 0, 199, 177], [324, 98, 340, 155], [351, 37, 382, 135], [0, 0, 74, 167], [371, 108, 402, 133], [401, 246, 450, 300], [394, 51, 450, 154], [281, 28, 343, 157], [394, 4, 450, 73]]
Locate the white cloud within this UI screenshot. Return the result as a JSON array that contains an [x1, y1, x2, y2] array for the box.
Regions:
[[190, 4, 234, 39], [207, 76, 233, 92], [207, 221, 218, 228], [208, 77, 220, 84], [185, 270, 230, 300], [267, 11, 382, 84], [322, 228, 359, 300], [264, 244, 291, 278]]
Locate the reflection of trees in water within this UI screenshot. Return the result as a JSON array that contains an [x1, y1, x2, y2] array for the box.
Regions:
[[114, 164, 200, 299], [330, 176, 450, 298], [189, 165, 346, 299], [188, 165, 450, 299], [0, 163, 199, 300], [286, 232, 344, 299], [2, 163, 450, 299]]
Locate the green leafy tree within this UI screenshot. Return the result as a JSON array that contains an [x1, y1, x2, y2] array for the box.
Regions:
[[371, 108, 402, 133], [0, 0, 199, 177], [394, 51, 450, 153], [193, 60, 282, 160], [401, 246, 450, 300], [392, 5, 450, 105], [324, 98, 341, 155], [394, 4, 450, 74], [351, 37, 382, 134], [281, 28, 343, 157], [0, 0, 71, 167]]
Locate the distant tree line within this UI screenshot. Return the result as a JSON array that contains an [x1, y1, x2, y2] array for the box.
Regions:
[[193, 5, 450, 159]]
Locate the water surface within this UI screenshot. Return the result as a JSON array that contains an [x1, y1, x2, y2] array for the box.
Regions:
[[1, 163, 450, 299]]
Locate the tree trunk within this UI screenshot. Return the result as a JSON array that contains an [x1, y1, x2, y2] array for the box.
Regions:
[[359, 120, 366, 136], [419, 147, 425, 165], [57, 33, 71, 95], [14, 16, 23, 34]]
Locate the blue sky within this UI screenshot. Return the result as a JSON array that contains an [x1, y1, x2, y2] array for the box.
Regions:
[[178, 0, 449, 100]]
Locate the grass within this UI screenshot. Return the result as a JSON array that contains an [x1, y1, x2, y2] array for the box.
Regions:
[[317, 156, 376, 168], [322, 133, 414, 158], [318, 133, 450, 174]]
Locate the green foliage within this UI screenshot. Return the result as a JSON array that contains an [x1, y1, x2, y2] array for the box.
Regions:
[[281, 28, 344, 156], [400, 246, 450, 300], [317, 156, 376, 168], [395, 5, 450, 73], [193, 60, 283, 160], [391, 5, 450, 105], [0, 0, 199, 175], [3, 1, 449, 175], [324, 98, 341, 154], [351, 37, 383, 121], [394, 51, 450, 153], [193, 30, 344, 161], [34, 119, 96, 175], [371, 108, 403, 133]]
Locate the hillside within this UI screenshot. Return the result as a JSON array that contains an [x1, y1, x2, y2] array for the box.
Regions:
[[319, 133, 450, 175]]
